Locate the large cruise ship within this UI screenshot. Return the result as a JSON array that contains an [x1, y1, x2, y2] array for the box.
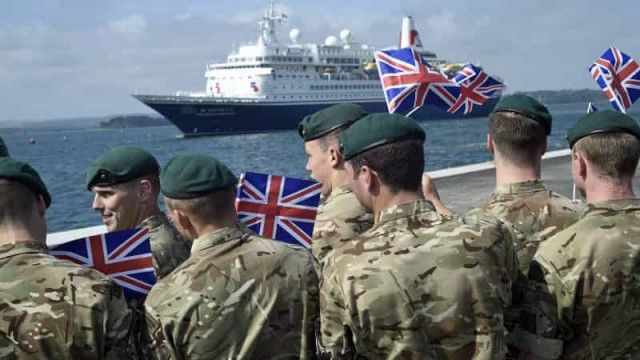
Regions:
[[133, 2, 502, 137]]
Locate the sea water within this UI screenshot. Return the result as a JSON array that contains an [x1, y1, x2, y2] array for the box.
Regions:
[[0, 102, 631, 233]]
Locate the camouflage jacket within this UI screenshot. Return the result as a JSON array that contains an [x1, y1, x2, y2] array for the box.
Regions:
[[139, 213, 191, 281], [480, 180, 578, 274], [0, 241, 134, 360], [312, 187, 373, 267], [320, 200, 515, 360], [143, 223, 319, 360], [520, 199, 640, 360]]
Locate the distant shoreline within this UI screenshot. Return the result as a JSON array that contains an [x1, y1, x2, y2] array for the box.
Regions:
[[513, 89, 607, 105], [0, 89, 611, 130], [99, 115, 170, 129]]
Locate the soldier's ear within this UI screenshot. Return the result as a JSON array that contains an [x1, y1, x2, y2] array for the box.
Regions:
[[138, 179, 152, 202], [572, 151, 588, 181], [363, 166, 378, 193], [328, 144, 342, 168], [487, 134, 495, 155], [37, 194, 46, 218], [540, 136, 548, 155]]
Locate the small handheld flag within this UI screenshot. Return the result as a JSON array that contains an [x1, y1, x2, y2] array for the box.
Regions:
[[50, 228, 155, 300], [235, 172, 322, 248], [589, 46, 640, 113], [375, 47, 460, 116], [448, 64, 506, 115]]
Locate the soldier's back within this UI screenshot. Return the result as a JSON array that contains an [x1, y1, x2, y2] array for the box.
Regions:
[[320, 200, 514, 360], [526, 199, 640, 360], [312, 187, 373, 265], [0, 241, 133, 360], [481, 180, 578, 273], [144, 223, 318, 360]]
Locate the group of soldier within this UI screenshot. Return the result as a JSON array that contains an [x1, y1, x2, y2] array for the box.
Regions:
[[0, 94, 638, 360]]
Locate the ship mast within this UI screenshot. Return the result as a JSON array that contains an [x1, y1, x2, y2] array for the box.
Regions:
[[257, 0, 286, 45]]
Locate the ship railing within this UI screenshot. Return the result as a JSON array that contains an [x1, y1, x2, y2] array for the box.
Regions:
[[175, 91, 208, 97]]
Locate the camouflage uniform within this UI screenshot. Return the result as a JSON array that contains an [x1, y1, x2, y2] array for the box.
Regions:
[[139, 213, 191, 280], [320, 199, 515, 360], [143, 223, 319, 360], [0, 241, 134, 359], [480, 179, 578, 274], [312, 187, 373, 267], [519, 199, 640, 360], [0, 334, 16, 360]]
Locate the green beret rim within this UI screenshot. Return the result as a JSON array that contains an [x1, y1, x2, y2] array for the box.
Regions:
[[343, 136, 423, 161], [87, 168, 159, 190], [567, 127, 639, 148], [161, 184, 235, 200], [301, 121, 355, 142], [493, 108, 551, 135]]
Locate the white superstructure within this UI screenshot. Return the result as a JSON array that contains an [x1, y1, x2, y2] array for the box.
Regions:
[[202, 1, 391, 103]]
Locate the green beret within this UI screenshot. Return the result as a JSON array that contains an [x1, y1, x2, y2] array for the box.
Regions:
[[0, 157, 51, 208], [566, 109, 640, 148], [298, 104, 368, 141], [339, 113, 425, 160], [86, 146, 159, 190], [492, 94, 552, 135], [160, 154, 237, 199], [0, 136, 8, 157]]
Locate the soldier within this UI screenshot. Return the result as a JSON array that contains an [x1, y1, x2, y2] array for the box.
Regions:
[[320, 113, 515, 360], [87, 146, 191, 280], [298, 104, 373, 266], [518, 110, 640, 359], [480, 94, 578, 273], [0, 157, 134, 359], [0, 136, 8, 157], [143, 154, 319, 360]]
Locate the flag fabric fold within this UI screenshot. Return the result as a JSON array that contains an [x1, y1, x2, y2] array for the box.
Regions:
[[235, 172, 322, 248], [449, 64, 506, 115], [589, 46, 640, 113], [50, 228, 156, 300], [375, 47, 460, 116]]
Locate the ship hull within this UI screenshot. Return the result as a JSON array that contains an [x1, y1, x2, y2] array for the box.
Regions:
[[133, 95, 499, 137]]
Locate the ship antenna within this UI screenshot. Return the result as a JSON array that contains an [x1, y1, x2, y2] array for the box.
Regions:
[[257, 0, 285, 45]]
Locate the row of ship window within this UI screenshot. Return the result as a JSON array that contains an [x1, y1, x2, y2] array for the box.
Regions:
[[265, 93, 379, 100], [226, 56, 364, 65], [310, 84, 379, 90]]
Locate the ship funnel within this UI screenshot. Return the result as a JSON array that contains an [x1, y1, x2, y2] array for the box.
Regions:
[[399, 16, 423, 49]]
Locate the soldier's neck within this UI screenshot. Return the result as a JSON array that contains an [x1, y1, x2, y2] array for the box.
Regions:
[[330, 170, 350, 195], [192, 213, 239, 240], [494, 158, 541, 187], [0, 225, 45, 246], [136, 203, 162, 226], [585, 176, 636, 203], [372, 189, 424, 214]]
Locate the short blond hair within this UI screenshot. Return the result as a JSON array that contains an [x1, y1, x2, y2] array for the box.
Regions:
[[489, 111, 546, 164], [574, 132, 640, 179]]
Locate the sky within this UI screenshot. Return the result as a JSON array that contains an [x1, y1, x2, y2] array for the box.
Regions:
[[1, 0, 639, 122]]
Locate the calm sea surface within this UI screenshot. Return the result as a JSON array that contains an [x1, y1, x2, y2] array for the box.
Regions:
[[1, 102, 635, 233]]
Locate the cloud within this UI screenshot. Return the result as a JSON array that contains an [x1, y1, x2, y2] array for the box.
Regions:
[[108, 15, 147, 35]]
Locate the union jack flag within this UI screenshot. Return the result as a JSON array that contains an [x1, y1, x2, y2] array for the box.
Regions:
[[235, 172, 322, 248], [375, 47, 460, 116], [449, 64, 505, 115], [50, 228, 155, 300], [589, 46, 640, 113]]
